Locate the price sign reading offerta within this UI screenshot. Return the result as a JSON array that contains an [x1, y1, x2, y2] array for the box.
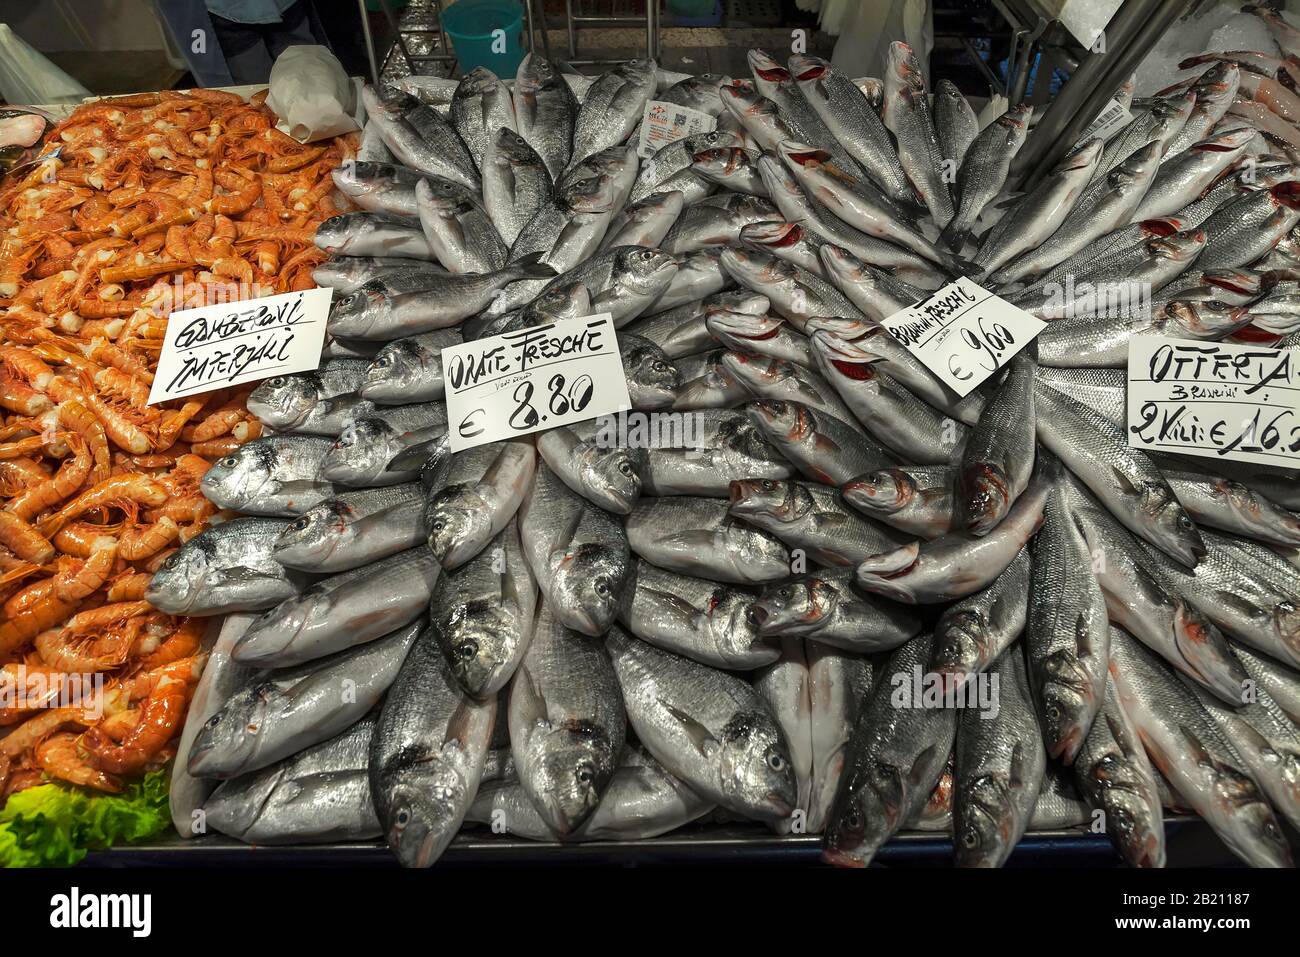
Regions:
[[441, 314, 632, 452], [1127, 337, 1300, 467], [636, 100, 716, 158], [880, 276, 1046, 397], [147, 287, 332, 405]]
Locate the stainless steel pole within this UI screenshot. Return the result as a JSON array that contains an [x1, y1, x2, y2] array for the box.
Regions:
[[358, 0, 380, 85], [1007, 0, 1159, 184], [1022, 0, 1194, 188]]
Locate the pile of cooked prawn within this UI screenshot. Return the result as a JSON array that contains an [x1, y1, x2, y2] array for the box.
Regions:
[[0, 87, 357, 800]]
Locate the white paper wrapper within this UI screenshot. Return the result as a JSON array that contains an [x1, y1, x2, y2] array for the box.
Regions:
[[266, 45, 360, 143]]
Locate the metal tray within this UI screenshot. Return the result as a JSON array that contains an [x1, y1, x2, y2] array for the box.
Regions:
[[82, 817, 1238, 867]]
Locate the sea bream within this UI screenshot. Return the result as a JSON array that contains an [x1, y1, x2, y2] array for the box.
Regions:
[[519, 462, 632, 636], [146, 517, 308, 615], [370, 624, 496, 867], [204, 717, 381, 845], [508, 599, 626, 835], [424, 440, 536, 569], [429, 518, 536, 699], [513, 54, 578, 181], [607, 626, 798, 821], [187, 619, 421, 779], [359, 329, 462, 404], [616, 560, 778, 670], [272, 482, 426, 574], [482, 127, 554, 246], [450, 65, 517, 172], [232, 547, 440, 668], [199, 435, 336, 517]]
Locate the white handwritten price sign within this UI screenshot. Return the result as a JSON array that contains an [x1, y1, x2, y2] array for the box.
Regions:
[[441, 313, 632, 452], [637, 100, 716, 159], [1127, 336, 1300, 467], [880, 276, 1046, 397], [148, 287, 332, 405]]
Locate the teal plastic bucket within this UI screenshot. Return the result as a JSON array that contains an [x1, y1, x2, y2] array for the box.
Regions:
[[443, 0, 526, 77]]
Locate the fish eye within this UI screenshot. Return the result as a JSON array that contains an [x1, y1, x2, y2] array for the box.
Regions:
[[456, 640, 478, 660], [960, 828, 980, 849], [432, 519, 445, 531], [218, 456, 238, 468], [395, 809, 411, 828], [594, 579, 610, 597], [844, 806, 864, 831], [651, 360, 668, 373], [766, 751, 786, 772], [1177, 514, 1194, 531], [779, 585, 794, 600], [618, 460, 634, 476], [760, 480, 777, 491], [1046, 704, 1060, 722], [575, 763, 594, 785], [291, 516, 310, 531], [1207, 299, 1229, 310], [268, 377, 285, 387], [203, 714, 221, 730]]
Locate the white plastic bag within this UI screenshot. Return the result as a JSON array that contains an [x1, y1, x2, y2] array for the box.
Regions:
[[0, 23, 91, 105], [266, 45, 359, 143]]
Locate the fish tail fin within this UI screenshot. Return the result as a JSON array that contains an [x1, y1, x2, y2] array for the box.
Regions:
[[513, 251, 559, 279]]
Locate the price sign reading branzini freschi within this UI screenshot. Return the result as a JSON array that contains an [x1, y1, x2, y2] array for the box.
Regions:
[[147, 287, 332, 405], [880, 276, 1046, 398], [1127, 337, 1300, 467], [441, 314, 632, 452]]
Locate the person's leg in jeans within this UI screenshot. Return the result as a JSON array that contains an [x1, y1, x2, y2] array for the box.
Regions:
[[265, 0, 327, 60], [208, 11, 276, 83]]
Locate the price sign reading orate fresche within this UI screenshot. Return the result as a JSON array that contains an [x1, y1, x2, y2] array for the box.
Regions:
[[441, 314, 632, 452], [148, 287, 332, 405], [1127, 336, 1300, 467], [881, 276, 1046, 397]]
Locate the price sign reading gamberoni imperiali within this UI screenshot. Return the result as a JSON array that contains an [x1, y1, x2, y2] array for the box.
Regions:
[[1127, 336, 1300, 467], [148, 287, 332, 405], [441, 313, 632, 452]]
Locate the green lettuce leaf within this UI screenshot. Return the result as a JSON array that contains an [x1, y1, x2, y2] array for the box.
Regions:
[[0, 769, 171, 868]]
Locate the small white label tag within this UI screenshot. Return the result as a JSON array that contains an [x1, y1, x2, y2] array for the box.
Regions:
[[1076, 98, 1133, 145], [880, 277, 1046, 397], [1127, 336, 1300, 467], [147, 287, 332, 405], [637, 100, 716, 159], [441, 313, 632, 452]]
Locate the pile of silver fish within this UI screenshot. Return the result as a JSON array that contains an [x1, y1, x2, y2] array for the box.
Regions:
[[159, 24, 1300, 868]]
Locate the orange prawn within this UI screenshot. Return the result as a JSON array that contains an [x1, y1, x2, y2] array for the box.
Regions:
[[37, 471, 167, 537], [81, 673, 188, 775], [36, 732, 122, 792]]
